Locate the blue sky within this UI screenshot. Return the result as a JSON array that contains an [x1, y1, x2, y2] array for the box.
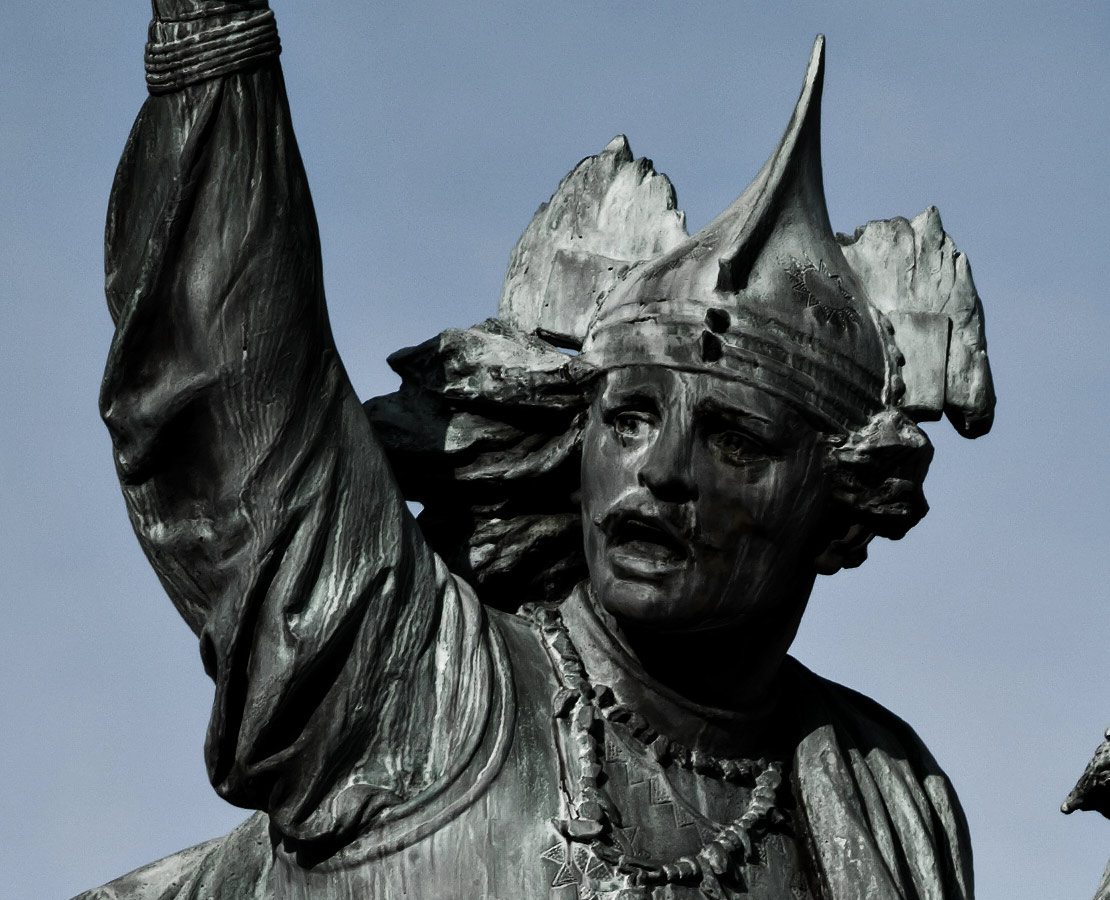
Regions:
[[2, 2, 1109, 898]]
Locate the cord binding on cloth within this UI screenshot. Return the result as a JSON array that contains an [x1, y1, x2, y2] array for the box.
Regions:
[[145, 3, 280, 94]]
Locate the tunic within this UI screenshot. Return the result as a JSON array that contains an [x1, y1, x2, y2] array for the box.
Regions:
[[79, 15, 974, 899]]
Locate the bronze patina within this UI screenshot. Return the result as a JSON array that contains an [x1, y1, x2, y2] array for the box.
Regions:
[[79, 4, 995, 899]]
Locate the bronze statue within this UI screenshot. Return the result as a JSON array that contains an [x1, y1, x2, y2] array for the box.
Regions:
[[79, 3, 994, 898], [1064, 731, 1110, 899]]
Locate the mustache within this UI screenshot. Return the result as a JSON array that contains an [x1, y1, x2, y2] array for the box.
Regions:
[[595, 500, 700, 551]]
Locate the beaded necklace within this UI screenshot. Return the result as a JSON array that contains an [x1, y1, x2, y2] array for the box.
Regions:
[[523, 604, 786, 900]]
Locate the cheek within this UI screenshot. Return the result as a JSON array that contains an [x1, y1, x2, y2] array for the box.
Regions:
[[695, 462, 780, 534], [580, 422, 627, 515], [752, 460, 831, 557], [696, 453, 829, 547], [579, 425, 604, 499]]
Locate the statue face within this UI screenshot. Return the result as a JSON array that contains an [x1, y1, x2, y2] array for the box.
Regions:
[[581, 365, 833, 635]]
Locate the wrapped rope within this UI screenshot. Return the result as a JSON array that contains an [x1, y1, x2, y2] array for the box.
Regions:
[[146, 4, 280, 94]]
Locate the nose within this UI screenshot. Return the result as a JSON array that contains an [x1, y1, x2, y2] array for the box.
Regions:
[[638, 423, 698, 503]]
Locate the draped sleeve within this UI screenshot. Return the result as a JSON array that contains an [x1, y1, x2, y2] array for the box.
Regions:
[[790, 662, 974, 900], [99, 2, 495, 848]]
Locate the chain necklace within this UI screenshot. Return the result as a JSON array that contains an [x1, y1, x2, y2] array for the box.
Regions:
[[523, 604, 785, 900]]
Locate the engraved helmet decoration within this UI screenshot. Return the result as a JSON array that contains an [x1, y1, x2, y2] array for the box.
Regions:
[[499, 36, 995, 438]]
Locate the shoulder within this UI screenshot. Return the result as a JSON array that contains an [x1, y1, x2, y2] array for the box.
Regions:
[[785, 658, 974, 900], [69, 814, 270, 900], [787, 658, 945, 769]]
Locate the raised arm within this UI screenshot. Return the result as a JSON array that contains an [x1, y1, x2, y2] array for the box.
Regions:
[[101, 0, 494, 847]]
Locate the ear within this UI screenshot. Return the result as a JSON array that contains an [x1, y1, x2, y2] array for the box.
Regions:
[[814, 523, 874, 575]]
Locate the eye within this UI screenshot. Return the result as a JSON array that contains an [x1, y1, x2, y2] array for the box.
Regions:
[[708, 429, 771, 465], [611, 410, 655, 441]]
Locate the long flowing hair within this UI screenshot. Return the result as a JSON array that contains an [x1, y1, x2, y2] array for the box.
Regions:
[[365, 319, 592, 610]]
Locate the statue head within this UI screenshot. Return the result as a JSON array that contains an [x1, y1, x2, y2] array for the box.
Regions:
[[571, 37, 991, 652], [575, 38, 899, 642], [367, 37, 994, 648]]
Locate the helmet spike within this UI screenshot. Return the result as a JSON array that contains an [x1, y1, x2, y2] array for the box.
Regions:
[[714, 35, 828, 292]]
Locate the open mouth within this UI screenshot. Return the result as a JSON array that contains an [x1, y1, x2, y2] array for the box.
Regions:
[[605, 513, 690, 576]]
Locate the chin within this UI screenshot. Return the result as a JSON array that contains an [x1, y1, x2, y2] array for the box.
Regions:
[[595, 576, 715, 632]]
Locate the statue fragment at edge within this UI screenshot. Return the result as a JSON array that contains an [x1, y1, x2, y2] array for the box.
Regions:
[[81, 3, 996, 899], [1064, 729, 1110, 899]]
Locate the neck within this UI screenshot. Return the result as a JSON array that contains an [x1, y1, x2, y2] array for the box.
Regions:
[[560, 584, 797, 761]]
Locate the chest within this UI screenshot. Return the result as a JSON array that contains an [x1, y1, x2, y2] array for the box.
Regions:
[[270, 617, 817, 900]]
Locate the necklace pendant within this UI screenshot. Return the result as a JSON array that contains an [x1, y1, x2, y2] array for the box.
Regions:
[[542, 837, 625, 900], [698, 868, 726, 900]]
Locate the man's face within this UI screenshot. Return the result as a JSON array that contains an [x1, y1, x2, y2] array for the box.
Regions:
[[581, 365, 833, 635]]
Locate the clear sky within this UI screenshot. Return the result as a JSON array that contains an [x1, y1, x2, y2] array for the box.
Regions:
[[2, 2, 1108, 898]]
